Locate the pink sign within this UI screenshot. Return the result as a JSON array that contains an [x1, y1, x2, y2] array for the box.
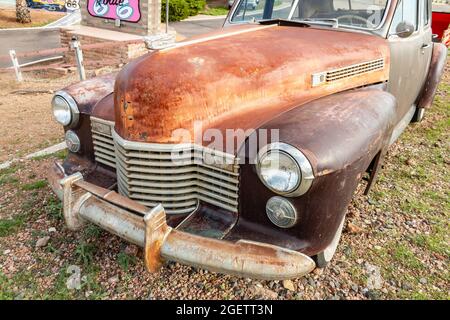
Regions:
[[87, 0, 141, 23]]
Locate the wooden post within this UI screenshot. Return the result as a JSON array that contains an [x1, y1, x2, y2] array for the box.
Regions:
[[9, 50, 23, 82], [71, 37, 86, 81]]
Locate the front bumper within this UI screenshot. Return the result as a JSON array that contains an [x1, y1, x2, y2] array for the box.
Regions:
[[48, 162, 315, 280]]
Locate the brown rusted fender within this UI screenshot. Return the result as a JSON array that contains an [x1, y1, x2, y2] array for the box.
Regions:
[[417, 43, 448, 109], [64, 73, 116, 114], [232, 88, 397, 255], [54, 166, 316, 279], [114, 24, 390, 145]]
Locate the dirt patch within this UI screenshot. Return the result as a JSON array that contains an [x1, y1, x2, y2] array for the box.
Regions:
[[0, 9, 64, 29], [0, 73, 72, 162]]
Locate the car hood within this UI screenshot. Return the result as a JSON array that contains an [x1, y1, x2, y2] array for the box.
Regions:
[[114, 23, 390, 147]]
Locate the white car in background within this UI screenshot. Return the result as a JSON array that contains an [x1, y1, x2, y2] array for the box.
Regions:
[[228, 0, 259, 10]]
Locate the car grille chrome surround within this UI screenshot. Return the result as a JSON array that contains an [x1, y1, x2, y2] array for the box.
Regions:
[[90, 117, 240, 215], [311, 58, 385, 87]]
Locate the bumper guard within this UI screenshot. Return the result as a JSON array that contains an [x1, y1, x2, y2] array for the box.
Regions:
[[49, 162, 315, 280]]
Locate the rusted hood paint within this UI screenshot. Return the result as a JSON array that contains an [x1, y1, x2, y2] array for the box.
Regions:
[[114, 24, 390, 146]]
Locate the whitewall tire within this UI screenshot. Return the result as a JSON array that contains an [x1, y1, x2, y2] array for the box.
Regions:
[[314, 213, 346, 268]]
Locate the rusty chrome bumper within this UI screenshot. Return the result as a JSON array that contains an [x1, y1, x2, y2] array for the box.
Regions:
[[48, 162, 315, 280]]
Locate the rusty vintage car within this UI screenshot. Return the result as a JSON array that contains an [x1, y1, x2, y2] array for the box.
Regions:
[[48, 0, 447, 280]]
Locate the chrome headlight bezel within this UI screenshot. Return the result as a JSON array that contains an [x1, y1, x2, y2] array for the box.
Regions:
[[51, 91, 79, 128], [256, 142, 314, 197]]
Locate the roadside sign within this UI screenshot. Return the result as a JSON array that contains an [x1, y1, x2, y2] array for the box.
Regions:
[[65, 0, 80, 10]]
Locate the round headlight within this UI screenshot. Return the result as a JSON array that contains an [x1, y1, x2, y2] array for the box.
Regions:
[[65, 130, 80, 153], [266, 196, 298, 228], [257, 143, 314, 197], [51, 91, 79, 127], [259, 150, 301, 193], [52, 96, 71, 126]]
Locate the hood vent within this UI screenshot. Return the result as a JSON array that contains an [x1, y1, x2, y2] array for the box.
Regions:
[[312, 58, 385, 87]]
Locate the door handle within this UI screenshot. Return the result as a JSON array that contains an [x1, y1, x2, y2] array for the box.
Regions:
[[420, 43, 431, 54]]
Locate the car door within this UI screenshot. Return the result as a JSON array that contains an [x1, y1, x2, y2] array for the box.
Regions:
[[420, 0, 433, 83], [387, 0, 432, 123]]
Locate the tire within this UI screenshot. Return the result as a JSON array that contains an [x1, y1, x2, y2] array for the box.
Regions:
[[411, 107, 425, 123], [313, 213, 346, 268]]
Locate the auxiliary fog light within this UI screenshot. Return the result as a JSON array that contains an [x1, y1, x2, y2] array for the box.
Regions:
[[65, 130, 80, 153], [266, 196, 298, 228]]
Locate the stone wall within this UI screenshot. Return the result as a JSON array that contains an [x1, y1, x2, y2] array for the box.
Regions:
[[60, 28, 148, 68]]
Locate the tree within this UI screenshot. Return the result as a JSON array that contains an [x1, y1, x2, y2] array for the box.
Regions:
[[16, 0, 31, 24]]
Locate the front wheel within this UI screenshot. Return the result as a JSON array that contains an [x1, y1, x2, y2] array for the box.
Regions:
[[411, 107, 425, 123], [313, 213, 346, 268]]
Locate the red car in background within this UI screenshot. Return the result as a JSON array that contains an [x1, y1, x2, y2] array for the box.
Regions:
[[432, 1, 450, 46]]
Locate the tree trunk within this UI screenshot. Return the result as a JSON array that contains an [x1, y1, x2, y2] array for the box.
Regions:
[[16, 0, 32, 24]]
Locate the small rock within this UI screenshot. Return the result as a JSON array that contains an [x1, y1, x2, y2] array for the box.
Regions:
[[108, 276, 119, 284], [35, 236, 50, 248], [419, 278, 427, 285], [313, 268, 323, 275], [346, 222, 364, 234], [3, 249, 11, 255], [365, 289, 380, 300], [344, 246, 352, 256], [308, 277, 315, 287], [48, 227, 56, 233], [374, 245, 382, 250], [252, 286, 278, 299], [282, 280, 296, 291], [124, 244, 139, 256], [356, 258, 364, 264], [401, 282, 413, 291], [405, 158, 416, 166]]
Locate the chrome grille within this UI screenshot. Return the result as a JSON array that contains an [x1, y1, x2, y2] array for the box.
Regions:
[[326, 58, 384, 82], [91, 117, 116, 169], [90, 117, 240, 215]]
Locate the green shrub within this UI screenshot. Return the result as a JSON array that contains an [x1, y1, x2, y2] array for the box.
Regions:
[[161, 0, 206, 22], [185, 0, 206, 16], [161, 0, 190, 22]]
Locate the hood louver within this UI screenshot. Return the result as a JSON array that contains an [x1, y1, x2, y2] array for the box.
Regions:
[[312, 58, 385, 87]]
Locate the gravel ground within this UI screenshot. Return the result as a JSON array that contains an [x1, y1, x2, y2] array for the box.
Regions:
[[0, 62, 448, 300]]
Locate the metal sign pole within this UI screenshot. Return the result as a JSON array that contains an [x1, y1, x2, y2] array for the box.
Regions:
[[71, 37, 86, 81], [166, 0, 169, 33]]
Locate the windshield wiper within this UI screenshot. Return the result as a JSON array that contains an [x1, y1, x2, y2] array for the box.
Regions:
[[298, 18, 339, 28], [259, 19, 311, 28]]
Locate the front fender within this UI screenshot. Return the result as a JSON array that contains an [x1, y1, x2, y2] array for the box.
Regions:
[[64, 73, 116, 114], [417, 43, 448, 110], [233, 88, 397, 255], [59, 74, 116, 173]]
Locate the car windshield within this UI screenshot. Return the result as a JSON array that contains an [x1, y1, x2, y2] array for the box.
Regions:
[[230, 0, 390, 30]]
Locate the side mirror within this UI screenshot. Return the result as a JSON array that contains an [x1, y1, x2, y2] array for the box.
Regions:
[[394, 21, 415, 38]]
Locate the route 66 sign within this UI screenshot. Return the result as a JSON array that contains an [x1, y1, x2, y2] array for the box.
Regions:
[[65, 0, 80, 10], [87, 0, 141, 23]]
